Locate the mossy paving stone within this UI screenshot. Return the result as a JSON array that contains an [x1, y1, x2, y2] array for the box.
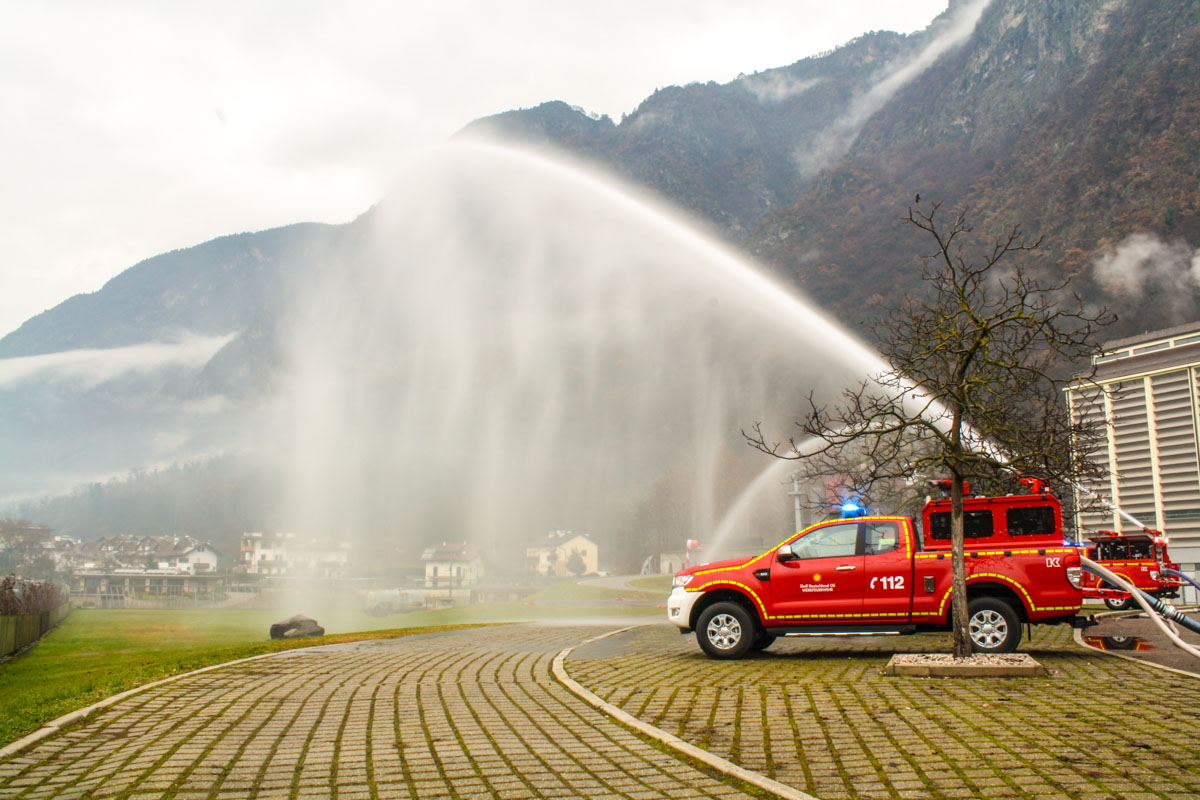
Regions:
[[567, 623, 1200, 799], [0, 625, 764, 799]]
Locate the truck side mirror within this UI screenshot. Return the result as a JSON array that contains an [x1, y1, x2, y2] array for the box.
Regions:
[[777, 543, 798, 563]]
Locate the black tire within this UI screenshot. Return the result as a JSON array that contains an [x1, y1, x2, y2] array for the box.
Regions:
[[1103, 635, 1140, 650], [751, 633, 776, 652], [967, 597, 1020, 654], [696, 601, 757, 659], [1104, 596, 1134, 611]]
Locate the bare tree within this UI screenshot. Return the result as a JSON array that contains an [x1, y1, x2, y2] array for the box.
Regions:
[[745, 201, 1113, 658], [0, 518, 55, 579]]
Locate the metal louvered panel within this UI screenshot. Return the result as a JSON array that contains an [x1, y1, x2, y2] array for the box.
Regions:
[[1110, 380, 1156, 526], [1069, 384, 1116, 532], [1149, 372, 1200, 538]]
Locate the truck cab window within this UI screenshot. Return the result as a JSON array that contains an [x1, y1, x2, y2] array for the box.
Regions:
[[786, 523, 858, 560], [863, 522, 900, 555], [928, 509, 994, 540], [1007, 505, 1056, 536]]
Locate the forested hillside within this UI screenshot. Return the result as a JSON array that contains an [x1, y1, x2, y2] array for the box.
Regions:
[[467, 0, 1200, 338]]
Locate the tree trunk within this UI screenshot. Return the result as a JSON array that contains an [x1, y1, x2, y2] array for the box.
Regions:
[[950, 470, 971, 659]]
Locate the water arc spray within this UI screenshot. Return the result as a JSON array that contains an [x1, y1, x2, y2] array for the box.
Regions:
[[273, 142, 895, 583]]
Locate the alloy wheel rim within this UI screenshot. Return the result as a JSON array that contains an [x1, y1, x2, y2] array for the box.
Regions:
[[706, 613, 742, 649], [969, 609, 1006, 648]]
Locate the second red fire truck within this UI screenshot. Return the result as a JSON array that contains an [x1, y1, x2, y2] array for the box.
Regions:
[[1080, 529, 1181, 610]]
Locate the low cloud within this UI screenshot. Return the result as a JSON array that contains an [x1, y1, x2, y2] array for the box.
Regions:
[[1092, 232, 1200, 319], [740, 73, 823, 104], [0, 335, 234, 390]]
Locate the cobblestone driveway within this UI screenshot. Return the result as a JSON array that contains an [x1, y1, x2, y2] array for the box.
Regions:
[[5, 620, 1200, 799], [0, 625, 755, 799], [571, 623, 1200, 800]]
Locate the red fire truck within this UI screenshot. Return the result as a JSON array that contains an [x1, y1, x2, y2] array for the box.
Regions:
[[667, 481, 1086, 658], [1080, 529, 1181, 610]]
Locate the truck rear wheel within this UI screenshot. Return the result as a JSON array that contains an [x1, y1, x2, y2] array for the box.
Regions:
[[967, 597, 1020, 654], [696, 601, 756, 659], [1104, 596, 1134, 611]]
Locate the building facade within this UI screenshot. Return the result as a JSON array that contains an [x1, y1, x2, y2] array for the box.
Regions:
[[526, 531, 599, 577], [1067, 322, 1200, 564], [70, 569, 226, 608], [239, 532, 350, 578], [420, 542, 484, 607]]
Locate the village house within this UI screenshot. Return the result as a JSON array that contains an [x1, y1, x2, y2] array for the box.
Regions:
[[421, 541, 484, 607], [70, 534, 221, 574], [526, 531, 599, 577], [62, 534, 226, 607], [239, 532, 350, 578]]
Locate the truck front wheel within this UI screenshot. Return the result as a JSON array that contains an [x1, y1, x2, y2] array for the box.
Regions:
[[967, 597, 1020, 654], [696, 601, 757, 659]]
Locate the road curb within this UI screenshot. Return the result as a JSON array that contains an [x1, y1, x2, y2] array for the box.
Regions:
[[552, 625, 820, 800]]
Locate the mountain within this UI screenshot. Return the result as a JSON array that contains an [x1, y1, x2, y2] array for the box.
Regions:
[[463, 0, 1200, 337], [754, 0, 1200, 331], [0, 223, 339, 359], [458, 30, 922, 239], [0, 223, 342, 510]]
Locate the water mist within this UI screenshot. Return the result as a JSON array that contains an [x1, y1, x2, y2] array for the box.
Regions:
[[271, 142, 889, 597]]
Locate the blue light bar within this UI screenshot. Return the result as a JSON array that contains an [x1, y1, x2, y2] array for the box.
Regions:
[[841, 501, 867, 518]]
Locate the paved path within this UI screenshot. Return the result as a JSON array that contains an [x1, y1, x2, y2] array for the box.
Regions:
[[1078, 610, 1200, 674], [0, 625, 755, 799], [6, 620, 1200, 799]]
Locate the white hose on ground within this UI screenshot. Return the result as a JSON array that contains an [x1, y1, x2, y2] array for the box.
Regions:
[[1081, 556, 1200, 659]]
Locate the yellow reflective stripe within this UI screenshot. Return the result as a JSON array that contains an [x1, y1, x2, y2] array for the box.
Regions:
[[688, 580, 769, 619], [921, 573, 1080, 618], [915, 548, 1073, 559]]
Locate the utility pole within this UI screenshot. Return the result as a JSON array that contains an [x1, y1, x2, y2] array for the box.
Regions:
[[788, 472, 804, 534]]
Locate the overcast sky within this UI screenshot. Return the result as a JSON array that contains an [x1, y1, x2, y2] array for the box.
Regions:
[[0, 0, 949, 339]]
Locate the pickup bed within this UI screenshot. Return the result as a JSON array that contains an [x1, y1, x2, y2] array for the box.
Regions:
[[668, 486, 1086, 658]]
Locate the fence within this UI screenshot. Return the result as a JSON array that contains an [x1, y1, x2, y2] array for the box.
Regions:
[[69, 588, 253, 610], [0, 601, 71, 659]]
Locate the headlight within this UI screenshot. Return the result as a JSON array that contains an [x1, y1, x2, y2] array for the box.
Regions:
[[1150, 570, 1159, 581], [672, 574, 693, 588]]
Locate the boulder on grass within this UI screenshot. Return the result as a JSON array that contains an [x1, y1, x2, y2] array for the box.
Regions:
[[270, 615, 325, 640]]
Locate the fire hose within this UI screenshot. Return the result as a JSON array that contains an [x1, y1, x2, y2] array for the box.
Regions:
[[1162, 567, 1200, 595], [1081, 556, 1200, 659]]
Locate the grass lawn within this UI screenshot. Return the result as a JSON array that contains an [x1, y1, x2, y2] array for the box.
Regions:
[[628, 575, 672, 593], [524, 578, 664, 605], [0, 581, 660, 748]]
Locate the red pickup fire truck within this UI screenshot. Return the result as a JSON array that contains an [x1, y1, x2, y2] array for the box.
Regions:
[[667, 483, 1085, 658], [1080, 530, 1181, 610]]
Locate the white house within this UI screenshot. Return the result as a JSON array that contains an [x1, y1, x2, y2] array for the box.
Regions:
[[156, 542, 220, 574], [421, 542, 484, 608], [526, 531, 599, 577], [239, 532, 350, 578]]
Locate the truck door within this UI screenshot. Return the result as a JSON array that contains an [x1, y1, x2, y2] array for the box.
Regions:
[[769, 521, 864, 622], [860, 521, 913, 622]]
